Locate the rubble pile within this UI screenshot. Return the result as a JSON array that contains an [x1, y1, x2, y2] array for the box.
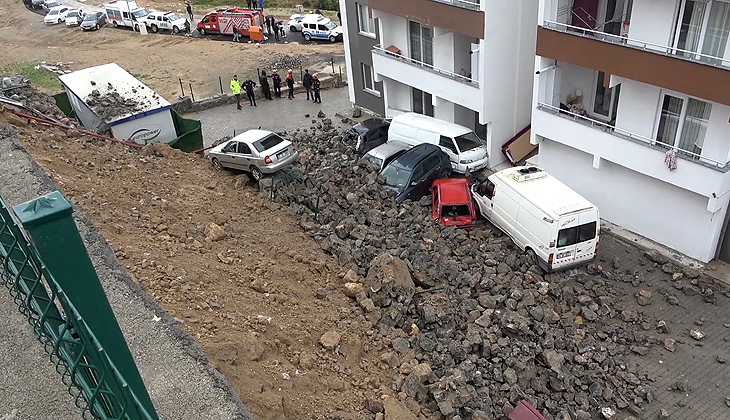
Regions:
[[84, 81, 158, 122], [262, 120, 676, 420], [261, 53, 304, 71], [34, 61, 73, 75], [1, 75, 73, 124]]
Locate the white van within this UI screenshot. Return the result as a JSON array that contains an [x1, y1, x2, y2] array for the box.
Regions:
[[300, 15, 343, 42], [387, 112, 489, 174], [104, 0, 149, 29], [472, 166, 600, 272]]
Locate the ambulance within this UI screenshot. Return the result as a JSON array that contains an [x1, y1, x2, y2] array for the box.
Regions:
[[104, 0, 149, 30], [196, 7, 264, 37]]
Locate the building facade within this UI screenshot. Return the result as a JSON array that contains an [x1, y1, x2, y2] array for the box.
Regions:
[[339, 0, 539, 168], [531, 0, 730, 263]]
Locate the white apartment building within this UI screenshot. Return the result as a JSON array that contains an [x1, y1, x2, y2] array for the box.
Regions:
[[532, 0, 730, 263], [339, 0, 539, 168]]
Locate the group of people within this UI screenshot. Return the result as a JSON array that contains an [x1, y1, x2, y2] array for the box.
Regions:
[[263, 15, 285, 42], [230, 68, 321, 110]]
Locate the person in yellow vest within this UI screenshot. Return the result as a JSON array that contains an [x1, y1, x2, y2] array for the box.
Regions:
[[230, 75, 242, 110]]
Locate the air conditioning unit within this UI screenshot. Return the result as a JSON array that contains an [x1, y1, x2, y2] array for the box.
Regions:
[[516, 166, 546, 182]]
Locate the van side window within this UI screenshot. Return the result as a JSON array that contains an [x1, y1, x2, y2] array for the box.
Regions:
[[202, 16, 209, 23], [123, 11, 129, 18], [318, 24, 327, 30], [211, 16, 217, 22], [485, 180, 495, 197], [439, 136, 457, 154], [578, 222, 597, 242]]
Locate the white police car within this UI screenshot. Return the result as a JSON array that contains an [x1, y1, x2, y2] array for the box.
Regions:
[[144, 11, 187, 34], [300, 15, 342, 43]]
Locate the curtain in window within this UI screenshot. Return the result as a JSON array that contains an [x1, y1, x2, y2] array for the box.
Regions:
[[409, 21, 422, 62], [422, 26, 433, 66], [701, 0, 730, 64], [678, 98, 712, 154], [656, 95, 683, 146], [678, 1, 707, 56]]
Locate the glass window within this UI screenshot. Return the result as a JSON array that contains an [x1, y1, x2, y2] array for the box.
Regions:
[[410, 163, 425, 183], [361, 154, 383, 169], [423, 155, 440, 170], [361, 63, 374, 91], [656, 93, 711, 155], [253, 134, 285, 152], [318, 24, 327, 31], [237, 142, 252, 154], [324, 21, 336, 30], [578, 222, 597, 242], [557, 227, 577, 248], [454, 132, 482, 152], [357, 3, 374, 35], [224, 142, 238, 153], [442, 205, 471, 217], [202, 16, 209, 23], [409, 20, 433, 65], [381, 163, 411, 188], [439, 136, 457, 154]]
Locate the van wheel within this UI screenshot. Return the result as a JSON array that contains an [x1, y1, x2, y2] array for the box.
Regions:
[[112, 20, 118, 28], [525, 248, 539, 268], [199, 27, 206, 35], [329, 35, 336, 42], [150, 24, 158, 33], [303, 33, 311, 41], [172, 25, 180, 34]]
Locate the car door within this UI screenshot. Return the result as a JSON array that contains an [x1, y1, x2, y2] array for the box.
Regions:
[[217, 141, 238, 168], [236, 142, 254, 169], [420, 155, 441, 195], [162, 16, 171, 30], [438, 135, 459, 170], [317, 24, 327, 38], [472, 179, 495, 219], [408, 160, 427, 199]]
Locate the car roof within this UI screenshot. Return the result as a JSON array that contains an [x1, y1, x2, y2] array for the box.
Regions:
[[391, 143, 442, 169], [366, 141, 410, 160], [229, 129, 277, 144], [392, 112, 473, 137], [48, 5, 66, 10], [432, 178, 471, 205]]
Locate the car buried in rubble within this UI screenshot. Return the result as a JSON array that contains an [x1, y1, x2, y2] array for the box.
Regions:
[[206, 129, 299, 181]]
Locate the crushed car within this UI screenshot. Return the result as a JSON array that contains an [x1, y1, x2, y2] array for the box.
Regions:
[[430, 178, 476, 230], [381, 143, 451, 204]]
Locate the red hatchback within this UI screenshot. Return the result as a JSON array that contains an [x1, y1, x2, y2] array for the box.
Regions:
[[430, 178, 477, 230]]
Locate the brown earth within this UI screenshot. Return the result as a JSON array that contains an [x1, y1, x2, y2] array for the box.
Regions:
[[0, 0, 345, 100], [0, 108, 421, 420]]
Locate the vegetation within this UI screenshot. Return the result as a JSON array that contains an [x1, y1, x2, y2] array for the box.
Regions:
[[191, 0, 339, 12], [2, 62, 62, 93]]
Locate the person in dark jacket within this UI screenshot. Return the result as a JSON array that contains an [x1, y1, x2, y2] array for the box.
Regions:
[[312, 73, 321, 103], [259, 70, 273, 100], [242, 78, 257, 106], [265, 16, 272, 35], [186, 2, 193, 20], [285, 69, 295, 99], [272, 19, 280, 42], [271, 69, 282, 98], [302, 69, 313, 100], [245, 0, 252, 9]]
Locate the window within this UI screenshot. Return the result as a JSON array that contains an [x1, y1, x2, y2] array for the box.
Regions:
[[361, 63, 378, 96], [409, 20, 433, 65], [578, 222, 597, 242], [557, 222, 598, 247], [673, 0, 730, 65], [253, 134, 285, 152], [318, 24, 326, 31], [201, 16, 209, 23], [224, 142, 238, 153], [454, 132, 482, 152], [442, 205, 471, 217], [656, 93, 712, 155], [122, 11, 129, 18], [237, 143, 252, 154], [411, 163, 426, 183], [357, 3, 375, 36], [423, 155, 440, 171], [439, 136, 458, 154], [557, 227, 577, 248], [592, 71, 621, 122], [412, 88, 433, 117]]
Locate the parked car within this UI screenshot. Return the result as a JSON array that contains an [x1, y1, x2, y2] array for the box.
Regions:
[[300, 14, 342, 42], [430, 178, 476, 230], [144, 11, 187, 33], [471, 166, 599, 272], [42, 0, 60, 11], [354, 119, 390, 155], [286, 13, 320, 32], [206, 130, 299, 181], [388, 112, 489, 174], [381, 143, 451, 204], [81, 11, 107, 31], [65, 9, 85, 27], [361, 141, 410, 172], [44, 5, 70, 24], [352, 117, 389, 136]]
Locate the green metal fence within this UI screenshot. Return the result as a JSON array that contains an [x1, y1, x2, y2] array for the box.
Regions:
[[0, 196, 157, 420]]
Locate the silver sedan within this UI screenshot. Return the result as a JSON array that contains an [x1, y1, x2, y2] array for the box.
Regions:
[[206, 130, 299, 181]]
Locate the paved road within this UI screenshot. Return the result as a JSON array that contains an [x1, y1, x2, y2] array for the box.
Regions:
[[0, 124, 250, 419], [184, 85, 354, 146]]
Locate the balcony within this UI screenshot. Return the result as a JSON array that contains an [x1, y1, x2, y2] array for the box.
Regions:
[[372, 45, 482, 112], [536, 22, 730, 107], [533, 102, 730, 199], [369, 0, 484, 39]]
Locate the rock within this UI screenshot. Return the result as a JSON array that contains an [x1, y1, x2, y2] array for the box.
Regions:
[[540, 350, 564, 374], [204, 222, 227, 241], [621, 309, 637, 323], [690, 329, 705, 340], [364, 253, 415, 308], [343, 269, 361, 283], [392, 337, 410, 353], [365, 399, 384, 414], [342, 282, 364, 298], [141, 142, 173, 157], [674, 380, 690, 392], [581, 307, 598, 321], [657, 320, 671, 334], [630, 345, 649, 356], [352, 108, 362, 118], [317, 110, 326, 118], [717, 355, 727, 364], [383, 397, 419, 420], [319, 331, 341, 350], [474, 312, 492, 327], [659, 407, 670, 418], [664, 338, 675, 352], [644, 249, 669, 264], [600, 407, 616, 419], [636, 289, 652, 306], [503, 368, 517, 385]]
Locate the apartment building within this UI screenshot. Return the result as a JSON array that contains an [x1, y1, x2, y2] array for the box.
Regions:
[[531, 0, 730, 263], [339, 0, 539, 167]]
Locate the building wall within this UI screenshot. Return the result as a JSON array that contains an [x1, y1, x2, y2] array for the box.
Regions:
[[382, 78, 411, 115], [341, 0, 386, 116], [538, 138, 728, 262], [627, 0, 678, 52]]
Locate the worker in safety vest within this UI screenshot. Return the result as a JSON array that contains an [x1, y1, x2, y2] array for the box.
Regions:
[[230, 75, 242, 110]]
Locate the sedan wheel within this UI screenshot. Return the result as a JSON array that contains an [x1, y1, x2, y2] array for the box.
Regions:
[[250, 166, 263, 181], [211, 158, 223, 171], [329, 35, 336, 43], [303, 33, 311, 41], [289, 25, 297, 32], [172, 25, 179, 34], [95, 23, 99, 30]]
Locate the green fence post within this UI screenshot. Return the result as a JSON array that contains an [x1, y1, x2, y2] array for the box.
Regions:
[[13, 191, 159, 420]]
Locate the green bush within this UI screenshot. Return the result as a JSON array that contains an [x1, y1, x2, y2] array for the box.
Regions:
[[315, 0, 337, 10]]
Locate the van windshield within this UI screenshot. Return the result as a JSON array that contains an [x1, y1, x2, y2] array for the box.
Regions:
[[324, 20, 337, 30], [381, 163, 411, 189], [132, 9, 148, 18], [454, 132, 483, 152]]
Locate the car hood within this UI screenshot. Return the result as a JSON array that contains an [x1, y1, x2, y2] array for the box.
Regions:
[[459, 145, 488, 162], [353, 119, 388, 135]]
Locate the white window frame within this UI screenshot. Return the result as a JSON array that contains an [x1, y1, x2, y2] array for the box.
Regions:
[[653, 90, 712, 156], [588, 70, 620, 123], [356, 3, 375, 38], [671, 0, 730, 61], [361, 63, 380, 97]]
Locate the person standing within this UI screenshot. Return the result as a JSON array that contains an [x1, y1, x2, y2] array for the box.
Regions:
[[242, 78, 257, 106], [271, 69, 282, 98], [337, 10, 341, 25], [232, 25, 241, 42], [230, 75, 242, 110], [272, 19, 280, 42], [245, 0, 252, 9], [312, 73, 321, 103], [286, 69, 295, 100], [265, 16, 272, 36], [302, 69, 312, 100], [186, 2, 193, 20], [259, 70, 273, 100]]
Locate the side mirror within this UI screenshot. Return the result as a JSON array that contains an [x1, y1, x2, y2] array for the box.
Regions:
[[410, 181, 418, 187]]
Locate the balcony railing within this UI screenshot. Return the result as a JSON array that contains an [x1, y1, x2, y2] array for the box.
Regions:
[[536, 102, 730, 172], [429, 0, 480, 11], [543, 20, 730, 69], [373, 45, 479, 87]]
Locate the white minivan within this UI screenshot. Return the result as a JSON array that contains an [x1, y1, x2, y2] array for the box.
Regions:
[[472, 166, 600, 272], [387, 112, 489, 174]]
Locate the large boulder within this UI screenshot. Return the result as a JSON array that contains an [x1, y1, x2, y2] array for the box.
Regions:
[[365, 253, 415, 308]]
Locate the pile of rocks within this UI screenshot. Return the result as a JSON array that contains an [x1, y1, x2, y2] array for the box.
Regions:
[[261, 121, 662, 420], [85, 82, 148, 122], [261, 53, 304, 72], [1, 75, 73, 124]]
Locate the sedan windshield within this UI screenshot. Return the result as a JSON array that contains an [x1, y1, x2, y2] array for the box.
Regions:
[[83, 13, 96, 21], [253, 134, 285, 152], [48, 10, 58, 15], [324, 20, 337, 30], [381, 163, 411, 189], [67, 11, 78, 17], [454, 132, 483, 152], [167, 13, 181, 20]]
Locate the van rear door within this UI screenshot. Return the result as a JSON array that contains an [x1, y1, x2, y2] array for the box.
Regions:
[[552, 210, 598, 269], [573, 210, 598, 264]]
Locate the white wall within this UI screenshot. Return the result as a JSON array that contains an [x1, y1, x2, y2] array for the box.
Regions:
[[110, 109, 177, 145], [373, 12, 407, 53], [557, 62, 595, 108], [340, 0, 356, 105], [454, 33, 473, 79], [539, 138, 727, 262], [382, 78, 411, 116], [627, 0, 678, 52], [434, 28, 455, 73]]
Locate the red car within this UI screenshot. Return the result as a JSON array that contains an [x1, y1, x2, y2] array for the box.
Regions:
[[430, 178, 477, 230], [505, 401, 548, 420]]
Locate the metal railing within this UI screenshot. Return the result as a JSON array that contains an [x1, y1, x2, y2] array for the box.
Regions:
[[0, 197, 158, 420], [543, 20, 730, 68], [372, 45, 479, 87], [536, 102, 730, 171], [429, 0, 480, 11]]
